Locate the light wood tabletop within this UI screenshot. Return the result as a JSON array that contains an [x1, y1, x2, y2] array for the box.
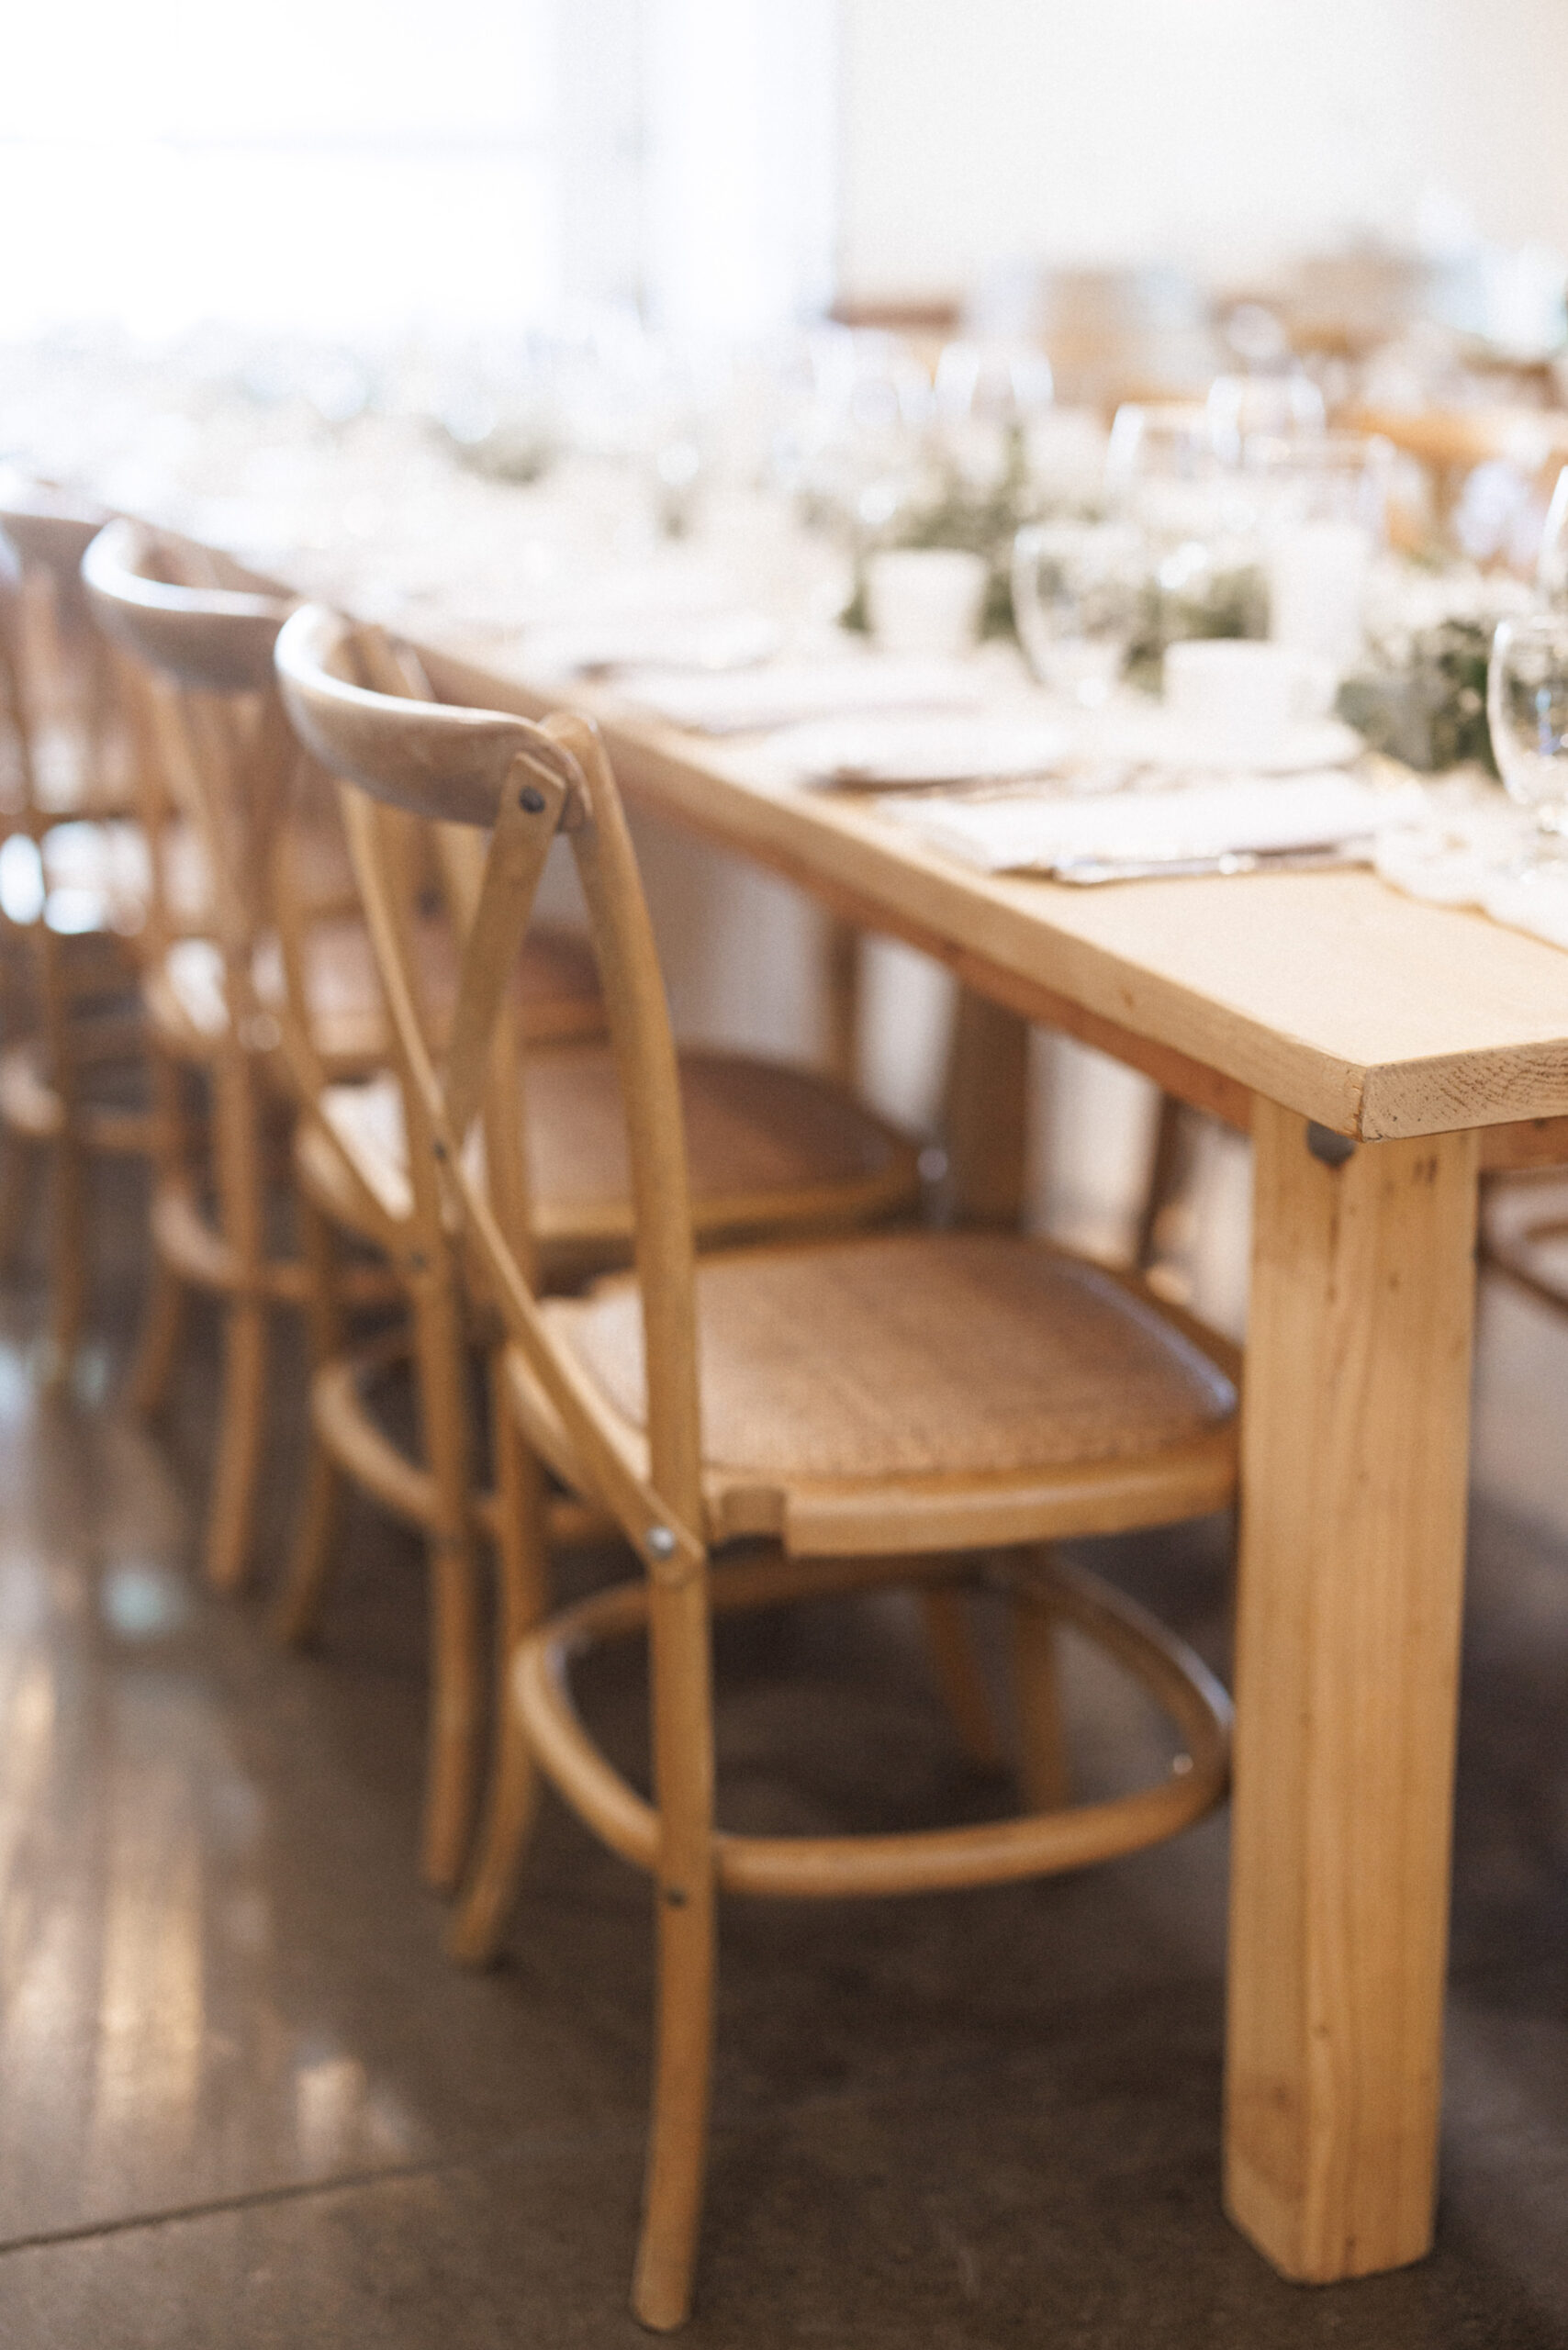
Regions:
[[408, 621, 1563, 2292], [423, 633, 1568, 1151]]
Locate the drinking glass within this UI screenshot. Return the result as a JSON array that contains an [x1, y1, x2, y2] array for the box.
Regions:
[[1204, 372, 1326, 465], [1105, 399, 1251, 559], [1537, 465, 1568, 605], [1488, 612, 1568, 862], [1249, 433, 1390, 668], [934, 338, 1054, 487], [1105, 401, 1215, 494], [1013, 520, 1145, 705]]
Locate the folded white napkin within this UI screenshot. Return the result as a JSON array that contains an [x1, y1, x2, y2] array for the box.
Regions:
[[613, 658, 989, 735], [1479, 866, 1568, 951], [879, 772, 1429, 878], [1374, 787, 1568, 951]]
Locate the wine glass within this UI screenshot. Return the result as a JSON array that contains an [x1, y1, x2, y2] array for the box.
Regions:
[[933, 338, 1054, 487], [1488, 612, 1568, 864], [1013, 520, 1145, 706], [1537, 465, 1568, 605], [1104, 399, 1253, 565], [1204, 372, 1326, 466], [1105, 401, 1215, 495]]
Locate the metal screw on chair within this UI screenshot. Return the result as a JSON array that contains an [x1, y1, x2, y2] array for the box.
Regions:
[[646, 1526, 677, 1560], [1306, 1122, 1356, 1169], [519, 784, 546, 813]]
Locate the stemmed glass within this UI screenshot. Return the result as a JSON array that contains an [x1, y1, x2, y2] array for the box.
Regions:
[[1105, 400, 1215, 494], [1204, 372, 1326, 466], [1013, 520, 1145, 706], [933, 338, 1054, 488], [1537, 465, 1568, 605], [1488, 612, 1568, 866]]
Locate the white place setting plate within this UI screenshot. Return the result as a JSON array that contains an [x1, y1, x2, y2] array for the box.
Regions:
[[610, 658, 991, 736], [765, 712, 1074, 789], [520, 609, 781, 679]]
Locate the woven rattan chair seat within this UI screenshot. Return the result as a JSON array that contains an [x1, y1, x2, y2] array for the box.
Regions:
[[319, 1046, 918, 1239], [527, 1047, 914, 1225], [554, 1229, 1236, 1487], [156, 913, 599, 1063]]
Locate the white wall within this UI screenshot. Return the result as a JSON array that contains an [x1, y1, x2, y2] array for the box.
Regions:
[[0, 0, 560, 336], [837, 0, 1568, 297]]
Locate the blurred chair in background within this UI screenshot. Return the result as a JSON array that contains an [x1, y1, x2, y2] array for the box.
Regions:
[[82, 519, 401, 1589], [0, 489, 173, 1376]]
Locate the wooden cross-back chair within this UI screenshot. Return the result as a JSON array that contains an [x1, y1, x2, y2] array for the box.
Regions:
[[82, 521, 613, 1892], [0, 484, 129, 836], [275, 614, 925, 1890], [80, 516, 413, 1590], [276, 602, 1238, 2333], [272, 620, 609, 1891], [0, 491, 173, 1373]]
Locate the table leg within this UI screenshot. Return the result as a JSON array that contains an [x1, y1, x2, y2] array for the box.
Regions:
[[1225, 1100, 1478, 2280], [822, 915, 862, 1091], [943, 990, 1030, 1228]]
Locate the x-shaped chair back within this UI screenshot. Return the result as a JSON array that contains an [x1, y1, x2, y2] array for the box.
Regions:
[[275, 599, 705, 1574]]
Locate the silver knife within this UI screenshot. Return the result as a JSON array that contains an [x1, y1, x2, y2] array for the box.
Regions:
[[1047, 839, 1375, 886]]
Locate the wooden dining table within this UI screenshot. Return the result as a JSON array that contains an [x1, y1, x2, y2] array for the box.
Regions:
[[72, 438, 1566, 2287], [398, 621, 1568, 2291]]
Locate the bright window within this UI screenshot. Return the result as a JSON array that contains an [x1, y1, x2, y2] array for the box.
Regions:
[[0, 0, 837, 340]]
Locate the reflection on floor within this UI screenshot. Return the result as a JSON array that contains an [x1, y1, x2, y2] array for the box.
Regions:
[[0, 1160, 1562, 2348]]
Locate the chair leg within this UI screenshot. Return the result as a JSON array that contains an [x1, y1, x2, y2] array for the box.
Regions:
[[274, 1433, 345, 1646], [274, 1196, 349, 1647], [42, 1133, 89, 1384], [919, 1585, 1006, 1769], [125, 1247, 188, 1418], [821, 914, 861, 1091], [410, 1263, 484, 1893], [205, 1298, 271, 1592], [204, 1052, 272, 1593], [1010, 1554, 1071, 1812], [942, 989, 1030, 1229], [632, 1572, 719, 2333], [126, 1056, 192, 1416], [1135, 1092, 1195, 1273], [0, 1127, 35, 1272], [448, 1351, 547, 1965]]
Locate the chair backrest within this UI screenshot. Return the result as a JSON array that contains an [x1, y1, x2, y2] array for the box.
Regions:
[[82, 516, 312, 1038], [0, 486, 116, 836], [0, 490, 136, 1075], [274, 600, 704, 1567]]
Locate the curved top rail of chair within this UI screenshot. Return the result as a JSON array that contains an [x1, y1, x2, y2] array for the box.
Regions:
[[83, 517, 295, 695], [275, 602, 582, 829], [0, 500, 107, 586]]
